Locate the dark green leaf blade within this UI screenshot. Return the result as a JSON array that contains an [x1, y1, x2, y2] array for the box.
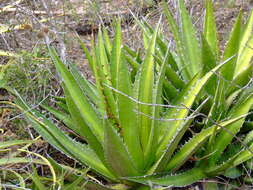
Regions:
[[116, 53, 144, 171], [178, 0, 201, 77], [137, 24, 158, 152], [204, 0, 218, 57], [127, 168, 206, 187], [104, 121, 139, 177]]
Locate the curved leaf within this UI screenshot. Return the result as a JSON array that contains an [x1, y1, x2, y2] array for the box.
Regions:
[[166, 114, 250, 172], [221, 11, 242, 81], [162, 1, 190, 79], [49, 47, 103, 141], [209, 93, 253, 165], [127, 168, 206, 187], [104, 121, 139, 177], [138, 24, 158, 151], [235, 10, 253, 77], [116, 53, 144, 171], [15, 98, 115, 180], [0, 140, 34, 149], [178, 0, 201, 77], [157, 60, 229, 162], [204, 0, 218, 57]]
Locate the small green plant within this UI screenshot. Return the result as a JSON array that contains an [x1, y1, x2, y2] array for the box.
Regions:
[[6, 0, 253, 189], [2, 48, 54, 103], [0, 138, 49, 189], [0, 137, 95, 189]]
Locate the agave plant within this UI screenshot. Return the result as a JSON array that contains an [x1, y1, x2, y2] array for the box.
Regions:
[[8, 0, 253, 189]]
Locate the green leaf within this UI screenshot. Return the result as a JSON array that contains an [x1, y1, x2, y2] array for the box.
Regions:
[[0, 157, 45, 166], [178, 0, 201, 77], [0, 140, 34, 149], [202, 182, 218, 190], [77, 36, 95, 74], [162, 80, 178, 102], [223, 167, 242, 179], [221, 11, 242, 81], [137, 24, 158, 152], [162, 1, 190, 79], [52, 96, 66, 103], [229, 64, 253, 95], [154, 74, 201, 172], [68, 63, 99, 104], [31, 166, 47, 190], [209, 93, 253, 166], [201, 34, 217, 95], [244, 129, 253, 145], [156, 59, 229, 165], [232, 143, 253, 167], [41, 104, 79, 135], [97, 30, 112, 84], [103, 27, 112, 54], [159, 58, 226, 156], [123, 45, 141, 62], [206, 144, 252, 176], [56, 101, 69, 113], [144, 51, 168, 168], [234, 35, 253, 79], [204, 0, 218, 57], [110, 20, 122, 89], [116, 53, 144, 171], [125, 54, 139, 73], [126, 47, 185, 91], [235, 10, 253, 78], [127, 168, 206, 187], [63, 175, 86, 190], [15, 98, 115, 180], [49, 47, 104, 143], [206, 81, 224, 147], [246, 158, 253, 169], [166, 126, 214, 172], [143, 31, 149, 50], [97, 30, 118, 120], [90, 43, 107, 116], [154, 55, 185, 90], [136, 18, 180, 72], [84, 182, 114, 190], [63, 86, 104, 161], [165, 113, 249, 172], [2, 170, 25, 189], [104, 121, 139, 177]]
